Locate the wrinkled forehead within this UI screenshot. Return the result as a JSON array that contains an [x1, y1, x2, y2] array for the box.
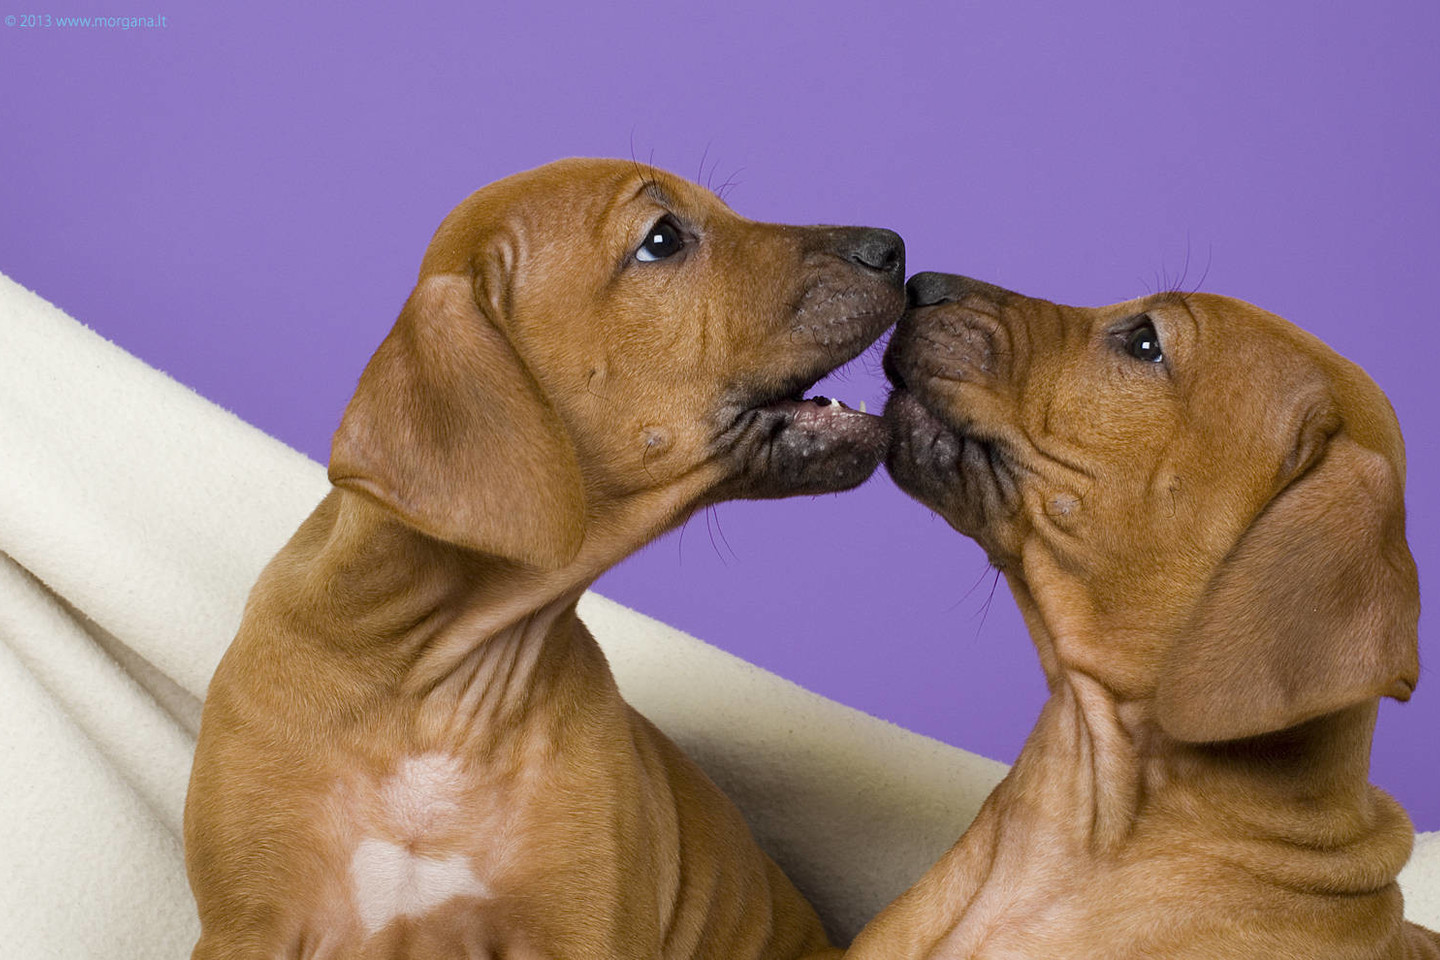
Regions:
[[1098, 291, 1403, 466], [1050, 290, 1338, 375], [485, 158, 724, 217], [420, 159, 726, 274]]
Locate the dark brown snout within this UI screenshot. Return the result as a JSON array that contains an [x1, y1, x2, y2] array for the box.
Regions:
[[838, 227, 906, 286], [714, 224, 905, 502], [879, 273, 1028, 559], [904, 271, 1015, 309], [885, 272, 1015, 395]]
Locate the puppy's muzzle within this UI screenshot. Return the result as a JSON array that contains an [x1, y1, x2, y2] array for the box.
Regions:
[[886, 273, 1016, 392], [882, 272, 1024, 553], [716, 226, 906, 501]]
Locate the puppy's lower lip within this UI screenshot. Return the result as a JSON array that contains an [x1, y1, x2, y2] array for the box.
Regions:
[[886, 384, 974, 441], [717, 383, 890, 500], [885, 386, 939, 427]]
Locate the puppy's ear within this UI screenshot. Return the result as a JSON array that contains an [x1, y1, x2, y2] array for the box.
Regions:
[[1154, 435, 1419, 742], [329, 274, 587, 569]]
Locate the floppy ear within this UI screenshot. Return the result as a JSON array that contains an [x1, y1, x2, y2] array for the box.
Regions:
[[328, 274, 587, 569], [1154, 436, 1419, 742]]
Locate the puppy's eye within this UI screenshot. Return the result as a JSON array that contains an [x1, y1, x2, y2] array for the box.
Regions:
[[1124, 319, 1164, 363], [636, 217, 684, 262]]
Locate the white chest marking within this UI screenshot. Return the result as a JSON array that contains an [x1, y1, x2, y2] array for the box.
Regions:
[[380, 752, 466, 840], [350, 838, 490, 934], [346, 752, 494, 935]]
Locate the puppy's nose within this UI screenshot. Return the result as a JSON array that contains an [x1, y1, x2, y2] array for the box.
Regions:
[[843, 228, 906, 284], [906, 271, 966, 308], [906, 272, 1016, 309]]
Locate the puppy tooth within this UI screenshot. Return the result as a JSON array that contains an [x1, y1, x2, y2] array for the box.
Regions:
[[859, 400, 867, 414]]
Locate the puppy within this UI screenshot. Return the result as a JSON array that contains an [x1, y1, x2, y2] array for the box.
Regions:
[[183, 158, 904, 959], [852, 273, 1439, 958]]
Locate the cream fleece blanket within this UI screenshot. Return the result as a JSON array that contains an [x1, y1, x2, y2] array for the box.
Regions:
[[0, 272, 1434, 958]]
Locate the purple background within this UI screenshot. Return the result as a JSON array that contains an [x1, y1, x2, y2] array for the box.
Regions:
[[3, 2, 1437, 828]]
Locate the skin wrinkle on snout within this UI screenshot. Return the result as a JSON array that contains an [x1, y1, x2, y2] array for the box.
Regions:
[[863, 277, 1437, 959]]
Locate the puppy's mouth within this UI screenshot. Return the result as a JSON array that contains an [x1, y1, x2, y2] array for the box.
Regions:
[[713, 358, 891, 501], [883, 378, 1020, 555], [761, 374, 873, 418], [708, 226, 905, 500]]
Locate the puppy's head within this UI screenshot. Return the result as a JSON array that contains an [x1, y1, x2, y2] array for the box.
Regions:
[[330, 158, 904, 571], [885, 273, 1418, 742]]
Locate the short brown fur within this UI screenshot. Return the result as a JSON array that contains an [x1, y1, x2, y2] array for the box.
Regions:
[[184, 158, 904, 959], [860, 275, 1438, 959]]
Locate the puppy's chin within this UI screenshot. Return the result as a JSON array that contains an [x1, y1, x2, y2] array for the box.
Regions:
[[716, 397, 890, 500], [884, 388, 1015, 556]]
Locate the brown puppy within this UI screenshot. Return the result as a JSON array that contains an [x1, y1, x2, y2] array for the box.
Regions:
[[183, 158, 904, 959], [853, 273, 1439, 958]]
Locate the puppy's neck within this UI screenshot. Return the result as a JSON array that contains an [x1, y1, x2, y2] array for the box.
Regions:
[[258, 489, 617, 749], [1000, 573, 1149, 852], [1003, 572, 1414, 896], [883, 575, 1421, 958], [1157, 704, 1415, 894]]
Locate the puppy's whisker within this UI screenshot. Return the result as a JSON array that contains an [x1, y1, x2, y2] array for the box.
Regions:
[[1175, 233, 1193, 294], [585, 368, 613, 405], [972, 567, 1004, 639], [714, 167, 745, 203], [697, 140, 712, 186], [1188, 243, 1214, 296], [627, 134, 663, 197], [945, 560, 1002, 613], [673, 508, 695, 564], [709, 504, 740, 563], [822, 359, 857, 384], [628, 129, 643, 179], [702, 504, 730, 567]]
